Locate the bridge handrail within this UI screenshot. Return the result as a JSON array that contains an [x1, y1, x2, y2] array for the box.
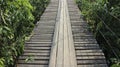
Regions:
[[93, 10, 120, 61]]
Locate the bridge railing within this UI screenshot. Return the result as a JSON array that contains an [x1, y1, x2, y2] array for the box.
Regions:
[[93, 7, 120, 65]]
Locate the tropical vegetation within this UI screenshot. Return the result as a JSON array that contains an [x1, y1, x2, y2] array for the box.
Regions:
[[0, 0, 49, 67]]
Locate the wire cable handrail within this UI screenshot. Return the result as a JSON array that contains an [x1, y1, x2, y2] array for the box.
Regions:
[[93, 10, 120, 60], [95, 5, 120, 23], [94, 11, 120, 39], [99, 30, 120, 60]]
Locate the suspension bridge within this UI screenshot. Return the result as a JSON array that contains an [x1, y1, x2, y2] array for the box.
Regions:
[[17, 0, 108, 67]]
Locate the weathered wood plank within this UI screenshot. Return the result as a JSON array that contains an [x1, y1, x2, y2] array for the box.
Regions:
[[25, 44, 51, 47], [18, 60, 49, 64], [76, 50, 103, 53], [56, 1, 64, 66], [77, 59, 106, 64], [66, 0, 77, 66], [25, 46, 51, 50], [78, 64, 108, 67], [63, 0, 70, 66], [23, 53, 50, 56], [77, 56, 105, 60], [23, 50, 50, 52], [48, 0, 60, 67], [17, 64, 48, 67], [19, 56, 49, 60]]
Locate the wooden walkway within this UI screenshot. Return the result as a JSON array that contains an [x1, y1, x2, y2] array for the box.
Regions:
[[17, 0, 108, 67]]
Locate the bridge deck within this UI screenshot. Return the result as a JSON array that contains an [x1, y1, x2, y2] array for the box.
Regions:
[[17, 0, 108, 67]]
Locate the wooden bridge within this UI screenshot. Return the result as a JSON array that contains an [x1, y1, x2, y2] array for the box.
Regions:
[[17, 0, 108, 67]]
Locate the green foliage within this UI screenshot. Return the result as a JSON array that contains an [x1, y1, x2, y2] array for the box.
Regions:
[[111, 62, 120, 67], [30, 0, 49, 23], [0, 58, 5, 67], [110, 58, 120, 67], [25, 55, 34, 62], [0, 0, 34, 66], [0, 0, 49, 66], [76, 0, 120, 66]]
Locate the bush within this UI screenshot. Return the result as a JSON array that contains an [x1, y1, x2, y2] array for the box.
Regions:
[[0, 0, 49, 66], [0, 0, 34, 66]]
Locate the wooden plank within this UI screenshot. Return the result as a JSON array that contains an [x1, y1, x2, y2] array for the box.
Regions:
[[24, 50, 50, 53], [26, 42, 52, 44], [76, 53, 104, 55], [66, 0, 77, 66], [48, 0, 60, 66], [74, 41, 97, 44], [76, 50, 102, 53], [29, 39, 52, 42], [77, 59, 106, 64], [74, 43, 99, 47], [78, 64, 108, 67], [77, 56, 105, 60], [18, 60, 49, 64], [17, 64, 48, 67], [63, 0, 70, 66], [30, 37, 52, 40], [56, 0, 64, 66], [24, 47, 51, 50], [25, 44, 51, 47], [23, 53, 50, 56], [75, 46, 100, 50], [19, 56, 49, 60]]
